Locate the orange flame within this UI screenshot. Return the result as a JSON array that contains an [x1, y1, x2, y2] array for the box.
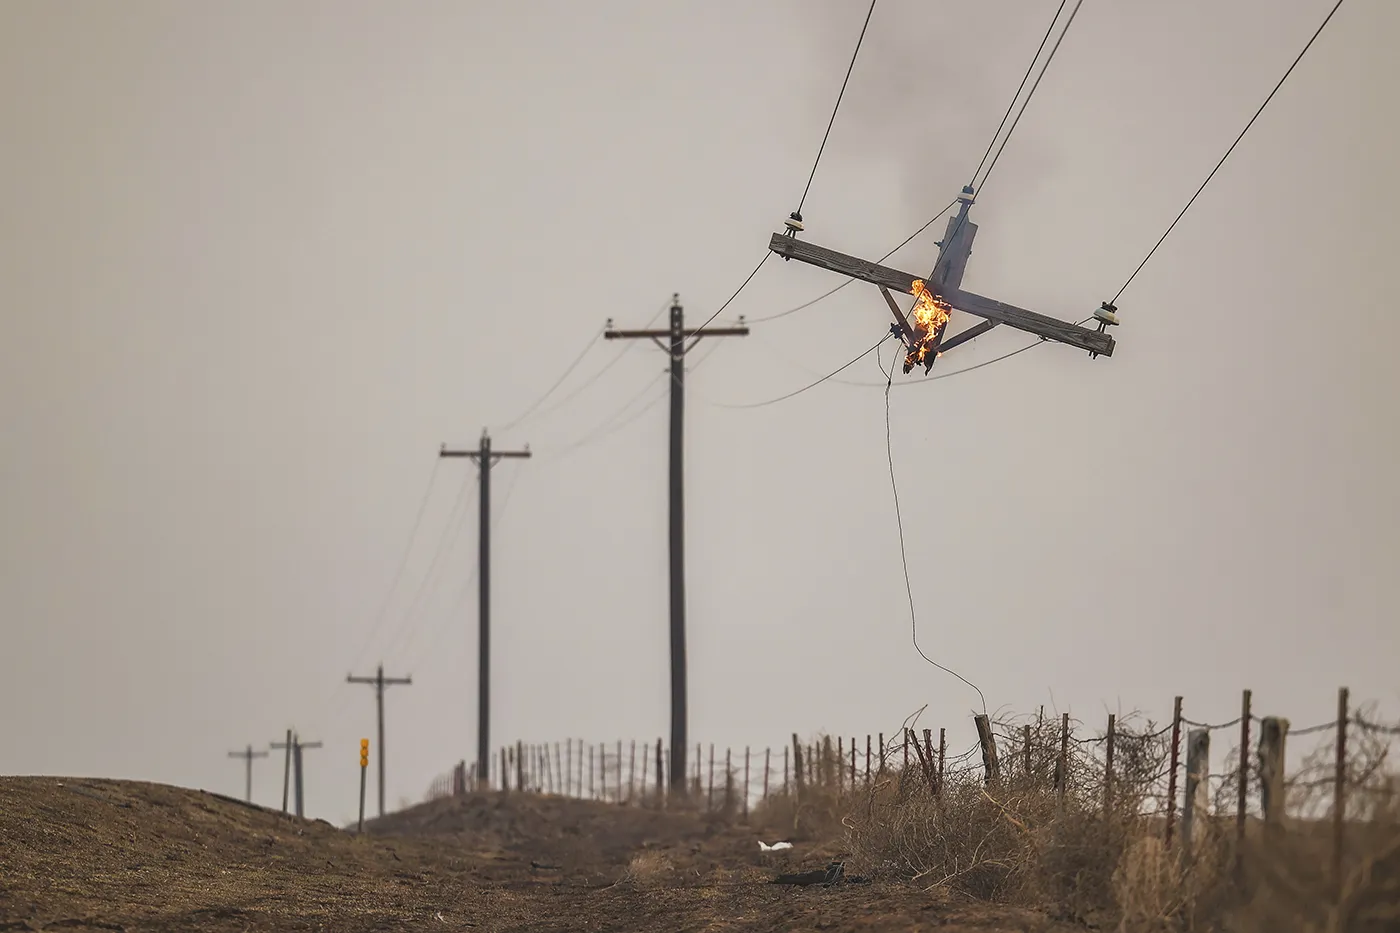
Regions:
[[903, 279, 952, 368]]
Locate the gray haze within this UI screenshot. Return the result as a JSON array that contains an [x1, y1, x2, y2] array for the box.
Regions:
[[2, 0, 1395, 822]]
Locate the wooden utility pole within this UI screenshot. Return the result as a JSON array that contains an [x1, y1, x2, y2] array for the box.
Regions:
[[439, 430, 531, 790], [602, 295, 748, 793], [271, 732, 322, 818], [346, 664, 412, 817], [227, 744, 268, 803], [769, 186, 1116, 368]]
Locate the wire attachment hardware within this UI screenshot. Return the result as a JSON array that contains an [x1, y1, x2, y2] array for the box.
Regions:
[[1090, 301, 1118, 359]]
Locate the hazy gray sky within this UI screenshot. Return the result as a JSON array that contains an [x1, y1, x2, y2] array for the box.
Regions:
[[3, 0, 1394, 822]]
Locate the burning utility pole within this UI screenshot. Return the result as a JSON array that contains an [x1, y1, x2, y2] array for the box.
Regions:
[[603, 295, 749, 794], [771, 186, 1118, 365]]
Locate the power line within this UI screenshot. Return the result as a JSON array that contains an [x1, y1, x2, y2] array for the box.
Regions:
[[528, 299, 671, 423], [693, 0, 881, 338], [882, 344, 987, 714], [757, 0, 1083, 328], [1111, 0, 1347, 303], [712, 332, 894, 409], [541, 371, 668, 462], [690, 251, 771, 338], [796, 0, 879, 214], [970, 0, 1068, 187], [975, 0, 1085, 195], [341, 457, 443, 677], [495, 323, 606, 432], [371, 472, 477, 667]]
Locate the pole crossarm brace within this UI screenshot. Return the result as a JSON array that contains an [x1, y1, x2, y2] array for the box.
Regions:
[[767, 233, 1114, 358]]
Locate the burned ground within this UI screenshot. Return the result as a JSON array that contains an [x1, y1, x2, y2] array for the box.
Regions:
[[0, 777, 1074, 932]]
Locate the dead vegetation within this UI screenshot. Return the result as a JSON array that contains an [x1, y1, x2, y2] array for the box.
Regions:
[[751, 708, 1400, 932]]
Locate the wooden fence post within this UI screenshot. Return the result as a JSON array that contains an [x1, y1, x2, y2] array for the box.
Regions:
[[974, 714, 1001, 785], [1165, 696, 1183, 849], [1333, 686, 1349, 896], [502, 747, 510, 794], [837, 737, 844, 793], [1104, 714, 1116, 815], [824, 736, 834, 788], [629, 740, 636, 804], [589, 743, 595, 799], [791, 735, 804, 791], [1237, 690, 1252, 863], [638, 741, 647, 802], [937, 728, 946, 799], [516, 741, 525, 794], [910, 728, 937, 797], [743, 747, 751, 822], [578, 738, 585, 797], [865, 735, 871, 787], [565, 740, 572, 796], [724, 748, 734, 815], [763, 747, 771, 802], [600, 744, 607, 801], [707, 744, 715, 811], [878, 733, 886, 777], [783, 745, 789, 794], [1258, 716, 1289, 829], [655, 739, 664, 808], [1056, 713, 1069, 799], [850, 738, 856, 786], [616, 741, 623, 803], [1182, 728, 1210, 856]]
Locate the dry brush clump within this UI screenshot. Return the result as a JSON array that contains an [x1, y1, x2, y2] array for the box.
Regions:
[[838, 707, 1400, 932]]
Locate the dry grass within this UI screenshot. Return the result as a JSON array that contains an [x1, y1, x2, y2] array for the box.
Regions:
[[749, 711, 1400, 933], [617, 850, 676, 888]]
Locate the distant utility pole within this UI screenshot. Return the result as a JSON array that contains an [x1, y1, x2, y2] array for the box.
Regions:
[[271, 732, 322, 818], [227, 744, 268, 803], [346, 664, 412, 817], [439, 430, 530, 790], [603, 294, 749, 792]]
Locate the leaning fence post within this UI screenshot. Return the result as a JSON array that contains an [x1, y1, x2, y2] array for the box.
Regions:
[[1104, 714, 1116, 814], [1333, 686, 1349, 896], [1257, 716, 1289, 830], [1182, 728, 1210, 856], [974, 714, 1001, 785], [1165, 696, 1183, 849]]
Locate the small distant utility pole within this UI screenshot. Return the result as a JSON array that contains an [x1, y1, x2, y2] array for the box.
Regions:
[[439, 430, 530, 790], [603, 294, 749, 792], [271, 732, 322, 818], [227, 744, 268, 803], [347, 663, 412, 817]]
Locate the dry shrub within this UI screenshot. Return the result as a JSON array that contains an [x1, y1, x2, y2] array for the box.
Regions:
[[618, 850, 674, 887], [839, 707, 1400, 932]]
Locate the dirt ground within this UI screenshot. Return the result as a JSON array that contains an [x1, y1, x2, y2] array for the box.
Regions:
[[0, 777, 1077, 932]]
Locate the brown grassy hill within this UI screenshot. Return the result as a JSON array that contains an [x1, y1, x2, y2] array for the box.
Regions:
[[0, 776, 1071, 932]]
